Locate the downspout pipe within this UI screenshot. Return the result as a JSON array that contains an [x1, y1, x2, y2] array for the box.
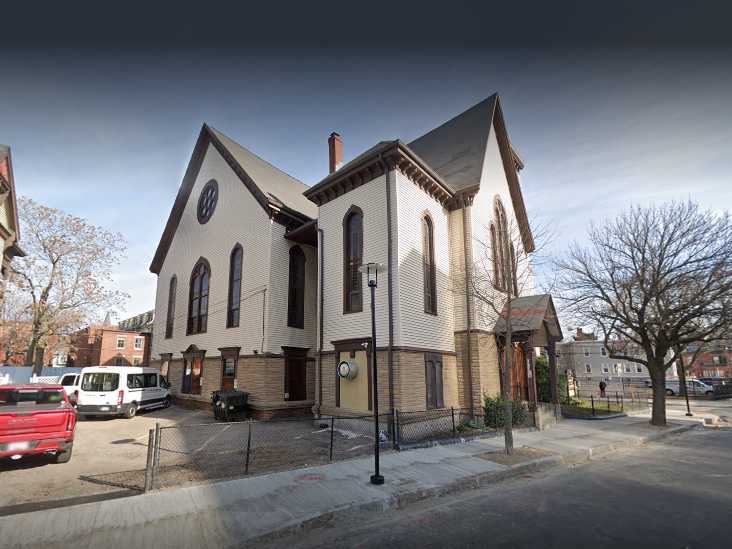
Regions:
[[462, 203, 475, 417], [316, 227, 325, 416], [379, 154, 396, 414]]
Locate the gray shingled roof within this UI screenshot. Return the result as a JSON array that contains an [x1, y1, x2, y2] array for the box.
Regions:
[[209, 127, 318, 219], [408, 94, 497, 192]]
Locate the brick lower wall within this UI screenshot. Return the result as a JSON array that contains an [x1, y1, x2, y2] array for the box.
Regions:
[[455, 331, 501, 412], [150, 354, 315, 415]]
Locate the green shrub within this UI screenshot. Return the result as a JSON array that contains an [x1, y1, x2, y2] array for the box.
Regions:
[[534, 355, 568, 402], [483, 396, 528, 428]]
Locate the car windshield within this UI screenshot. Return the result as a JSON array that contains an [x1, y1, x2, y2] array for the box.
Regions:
[[61, 376, 76, 386], [0, 388, 66, 406], [81, 372, 119, 392]]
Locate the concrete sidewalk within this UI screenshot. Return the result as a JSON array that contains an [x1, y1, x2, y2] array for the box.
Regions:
[[0, 417, 697, 549]]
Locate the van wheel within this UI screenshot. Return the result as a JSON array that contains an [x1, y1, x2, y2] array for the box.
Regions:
[[666, 389, 675, 396], [125, 403, 138, 419], [706, 390, 714, 396], [54, 443, 73, 464], [163, 396, 171, 409]]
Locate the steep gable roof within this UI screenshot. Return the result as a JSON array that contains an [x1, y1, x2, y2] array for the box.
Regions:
[[0, 145, 23, 255], [149, 125, 315, 274], [408, 94, 534, 252], [408, 95, 497, 192]]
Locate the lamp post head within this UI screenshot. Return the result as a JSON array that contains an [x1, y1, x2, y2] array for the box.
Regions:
[[360, 262, 382, 288]]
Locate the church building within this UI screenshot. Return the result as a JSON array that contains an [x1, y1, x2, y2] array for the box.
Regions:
[[149, 94, 561, 418]]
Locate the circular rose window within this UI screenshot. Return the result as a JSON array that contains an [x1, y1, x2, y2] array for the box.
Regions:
[[197, 180, 219, 224]]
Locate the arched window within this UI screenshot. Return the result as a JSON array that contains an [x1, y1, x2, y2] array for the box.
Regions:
[[187, 259, 210, 335], [165, 276, 177, 339], [494, 198, 509, 291], [510, 243, 518, 296], [227, 245, 243, 328], [343, 207, 363, 313], [422, 214, 437, 314], [287, 246, 306, 328], [490, 223, 501, 289]]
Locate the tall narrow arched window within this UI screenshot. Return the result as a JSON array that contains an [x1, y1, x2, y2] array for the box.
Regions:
[[494, 198, 509, 291], [187, 259, 210, 335], [510, 243, 518, 296], [422, 214, 437, 314], [227, 245, 243, 328], [343, 207, 363, 313], [490, 223, 501, 290], [165, 276, 177, 339], [287, 246, 306, 328]]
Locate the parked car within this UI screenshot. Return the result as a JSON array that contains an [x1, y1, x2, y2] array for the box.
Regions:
[[75, 366, 171, 419], [59, 373, 80, 402], [0, 384, 77, 463], [665, 379, 714, 396], [697, 377, 728, 386]]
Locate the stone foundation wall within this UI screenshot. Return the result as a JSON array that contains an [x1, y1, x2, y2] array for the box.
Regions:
[[455, 331, 501, 412]]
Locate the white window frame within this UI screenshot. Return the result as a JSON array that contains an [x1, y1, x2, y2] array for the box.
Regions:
[[636, 365, 643, 373], [116, 337, 126, 349], [602, 364, 610, 373], [584, 349, 590, 357], [132, 356, 143, 366], [624, 364, 632, 373], [585, 364, 592, 374], [134, 336, 144, 350], [601, 347, 607, 356]]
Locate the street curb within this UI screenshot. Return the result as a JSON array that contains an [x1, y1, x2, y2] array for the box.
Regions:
[[248, 422, 698, 545]]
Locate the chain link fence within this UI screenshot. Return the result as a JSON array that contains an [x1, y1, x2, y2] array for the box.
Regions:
[[141, 407, 511, 491]]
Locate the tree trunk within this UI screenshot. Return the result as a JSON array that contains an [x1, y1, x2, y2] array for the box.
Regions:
[[502, 295, 514, 455], [649, 364, 667, 426]]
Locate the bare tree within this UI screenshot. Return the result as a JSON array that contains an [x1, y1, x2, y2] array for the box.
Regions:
[[555, 201, 732, 425], [11, 198, 129, 373], [455, 205, 553, 455]]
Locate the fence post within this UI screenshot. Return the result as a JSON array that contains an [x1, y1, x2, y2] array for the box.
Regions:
[[621, 394, 624, 412], [329, 416, 335, 461], [144, 428, 155, 492], [451, 407, 456, 437], [152, 423, 162, 489], [607, 396, 610, 412], [391, 409, 398, 450], [395, 409, 401, 450], [244, 420, 252, 475], [591, 395, 595, 416]]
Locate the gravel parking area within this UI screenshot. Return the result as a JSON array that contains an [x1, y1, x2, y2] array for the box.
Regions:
[[0, 406, 208, 511]]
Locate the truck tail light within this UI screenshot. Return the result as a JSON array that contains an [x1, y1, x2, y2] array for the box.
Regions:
[[117, 390, 124, 406], [67, 412, 76, 431]]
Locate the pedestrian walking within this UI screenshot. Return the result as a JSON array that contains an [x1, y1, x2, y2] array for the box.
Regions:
[[599, 380, 607, 397]]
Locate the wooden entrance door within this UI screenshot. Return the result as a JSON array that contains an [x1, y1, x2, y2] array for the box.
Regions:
[[512, 344, 528, 401], [221, 357, 236, 391], [285, 358, 307, 401]]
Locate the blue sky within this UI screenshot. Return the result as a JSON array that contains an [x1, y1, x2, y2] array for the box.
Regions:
[[1, 47, 730, 318]]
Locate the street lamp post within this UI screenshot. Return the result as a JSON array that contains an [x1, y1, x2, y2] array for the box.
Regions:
[[363, 262, 384, 485]]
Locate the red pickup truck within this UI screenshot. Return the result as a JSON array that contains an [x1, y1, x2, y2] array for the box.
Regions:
[[0, 384, 77, 463]]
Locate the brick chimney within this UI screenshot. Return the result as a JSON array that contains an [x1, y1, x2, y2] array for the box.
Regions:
[[328, 132, 343, 174]]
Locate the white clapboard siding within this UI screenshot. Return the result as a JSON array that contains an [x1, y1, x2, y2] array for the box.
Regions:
[[152, 143, 275, 359], [318, 173, 393, 352], [393, 171, 455, 352]]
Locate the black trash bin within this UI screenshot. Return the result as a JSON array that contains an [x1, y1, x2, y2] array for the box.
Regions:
[[211, 390, 249, 421]]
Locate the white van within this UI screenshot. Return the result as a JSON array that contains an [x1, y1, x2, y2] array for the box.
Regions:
[[76, 366, 171, 418], [59, 373, 80, 400]]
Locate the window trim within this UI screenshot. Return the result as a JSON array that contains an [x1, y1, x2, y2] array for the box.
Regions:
[[226, 245, 243, 329], [165, 275, 176, 339], [287, 245, 306, 328], [342, 206, 364, 314], [187, 257, 211, 335], [116, 336, 126, 349], [422, 213, 437, 315], [134, 336, 144, 350]]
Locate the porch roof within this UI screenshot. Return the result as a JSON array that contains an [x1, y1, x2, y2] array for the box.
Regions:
[[494, 294, 563, 345]]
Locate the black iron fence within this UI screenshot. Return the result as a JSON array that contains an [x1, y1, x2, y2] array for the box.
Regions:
[[561, 389, 649, 418], [142, 408, 507, 491]]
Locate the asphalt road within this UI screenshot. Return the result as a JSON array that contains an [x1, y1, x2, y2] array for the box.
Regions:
[[271, 427, 732, 549]]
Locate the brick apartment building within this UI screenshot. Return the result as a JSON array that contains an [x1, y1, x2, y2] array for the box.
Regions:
[[70, 311, 153, 367], [683, 338, 732, 378]]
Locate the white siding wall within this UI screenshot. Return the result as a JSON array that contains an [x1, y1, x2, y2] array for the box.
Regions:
[[319, 173, 393, 352], [152, 144, 273, 359], [266, 222, 318, 353], [393, 171, 454, 352], [470, 122, 530, 331]]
